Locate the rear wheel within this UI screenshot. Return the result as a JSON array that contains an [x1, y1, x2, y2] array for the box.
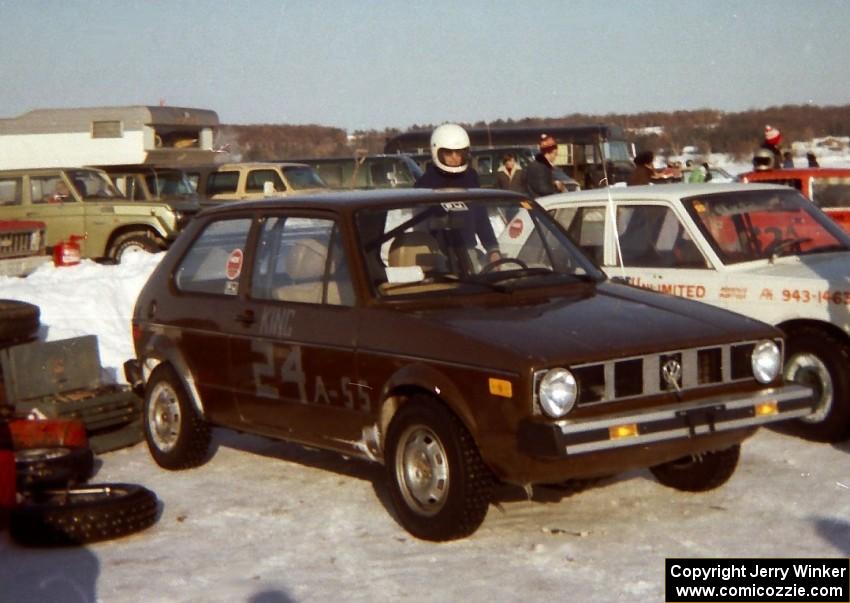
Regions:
[[650, 444, 740, 492], [783, 329, 850, 442], [10, 483, 158, 546], [385, 397, 494, 541], [144, 364, 211, 469]]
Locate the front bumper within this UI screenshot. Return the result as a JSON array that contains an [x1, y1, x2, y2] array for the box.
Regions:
[[518, 383, 814, 458]]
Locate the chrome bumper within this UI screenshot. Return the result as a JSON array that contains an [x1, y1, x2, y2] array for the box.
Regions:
[[518, 383, 814, 458]]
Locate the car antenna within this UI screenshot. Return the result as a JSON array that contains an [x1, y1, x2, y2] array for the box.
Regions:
[[600, 177, 626, 279]]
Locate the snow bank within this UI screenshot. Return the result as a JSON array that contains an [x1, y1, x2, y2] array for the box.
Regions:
[[0, 252, 163, 383]]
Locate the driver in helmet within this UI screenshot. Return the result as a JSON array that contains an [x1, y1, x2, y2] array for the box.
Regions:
[[414, 123, 500, 263]]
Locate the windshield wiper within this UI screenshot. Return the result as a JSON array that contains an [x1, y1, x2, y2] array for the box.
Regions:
[[381, 273, 509, 294], [487, 267, 598, 285]]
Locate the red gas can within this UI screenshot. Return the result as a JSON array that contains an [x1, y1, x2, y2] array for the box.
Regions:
[[52, 234, 83, 266]]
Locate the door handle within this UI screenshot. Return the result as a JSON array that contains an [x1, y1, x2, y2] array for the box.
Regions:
[[235, 310, 255, 326]]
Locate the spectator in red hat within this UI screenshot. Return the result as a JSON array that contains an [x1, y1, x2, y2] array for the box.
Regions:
[[760, 125, 783, 169], [525, 134, 563, 199]]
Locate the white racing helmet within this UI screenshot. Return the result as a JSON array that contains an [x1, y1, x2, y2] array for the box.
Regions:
[[431, 123, 470, 174]]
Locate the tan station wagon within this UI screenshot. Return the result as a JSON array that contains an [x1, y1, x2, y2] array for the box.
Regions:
[[0, 167, 196, 261], [128, 188, 813, 540]]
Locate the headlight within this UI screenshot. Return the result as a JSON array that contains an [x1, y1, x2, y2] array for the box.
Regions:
[[752, 340, 781, 384], [538, 368, 578, 418]]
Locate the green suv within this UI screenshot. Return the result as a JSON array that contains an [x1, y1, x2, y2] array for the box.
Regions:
[[0, 167, 195, 262]]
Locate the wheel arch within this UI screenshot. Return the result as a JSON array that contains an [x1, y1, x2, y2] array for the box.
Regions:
[[374, 363, 479, 457], [777, 318, 850, 350], [138, 334, 205, 417], [105, 225, 166, 258]]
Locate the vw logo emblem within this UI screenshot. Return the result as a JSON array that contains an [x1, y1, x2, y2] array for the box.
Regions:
[[661, 359, 682, 390]]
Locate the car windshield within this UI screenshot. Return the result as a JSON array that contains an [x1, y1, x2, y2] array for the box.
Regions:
[[355, 197, 603, 297], [682, 189, 850, 264], [282, 166, 328, 190]]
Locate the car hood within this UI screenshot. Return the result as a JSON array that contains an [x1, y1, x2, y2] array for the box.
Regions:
[[400, 281, 776, 367], [727, 252, 850, 285]]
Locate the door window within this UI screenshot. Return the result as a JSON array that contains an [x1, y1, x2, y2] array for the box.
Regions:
[[616, 205, 707, 268], [174, 218, 252, 295], [554, 206, 606, 264], [31, 176, 72, 204], [811, 176, 850, 209], [207, 171, 240, 196], [251, 217, 354, 306]]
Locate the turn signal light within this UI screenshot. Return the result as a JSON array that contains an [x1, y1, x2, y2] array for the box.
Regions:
[[609, 423, 638, 440], [488, 378, 513, 398], [755, 401, 778, 416]]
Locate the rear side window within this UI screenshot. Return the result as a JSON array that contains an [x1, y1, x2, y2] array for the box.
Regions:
[[31, 176, 72, 204], [251, 217, 354, 306], [207, 171, 239, 196], [0, 178, 22, 205], [175, 218, 252, 295]]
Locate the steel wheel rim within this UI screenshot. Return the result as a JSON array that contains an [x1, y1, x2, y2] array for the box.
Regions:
[[148, 381, 182, 451], [785, 352, 833, 423], [395, 424, 450, 517]]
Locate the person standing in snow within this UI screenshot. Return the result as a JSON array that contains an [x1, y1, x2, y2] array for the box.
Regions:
[[525, 134, 563, 199], [495, 152, 526, 193]]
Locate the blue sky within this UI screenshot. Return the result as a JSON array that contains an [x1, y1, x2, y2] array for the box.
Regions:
[[1, 0, 848, 131]]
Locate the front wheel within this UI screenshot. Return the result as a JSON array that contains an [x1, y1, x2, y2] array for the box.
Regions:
[[784, 329, 850, 442], [144, 364, 211, 470], [650, 444, 740, 492], [109, 233, 162, 263], [385, 398, 494, 541]]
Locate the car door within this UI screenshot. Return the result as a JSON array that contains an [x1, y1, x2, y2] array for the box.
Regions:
[[229, 212, 364, 450], [608, 201, 724, 304], [168, 216, 254, 424], [24, 174, 86, 250]]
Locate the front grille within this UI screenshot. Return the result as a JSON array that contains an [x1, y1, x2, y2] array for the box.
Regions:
[[0, 228, 44, 259], [534, 339, 780, 412]]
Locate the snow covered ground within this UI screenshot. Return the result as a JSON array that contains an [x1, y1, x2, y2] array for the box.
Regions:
[[3, 153, 850, 602]]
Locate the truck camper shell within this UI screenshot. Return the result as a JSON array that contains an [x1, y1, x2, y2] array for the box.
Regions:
[[0, 106, 219, 170]]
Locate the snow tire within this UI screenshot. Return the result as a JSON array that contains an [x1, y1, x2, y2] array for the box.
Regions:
[[783, 327, 850, 442], [385, 396, 494, 541], [144, 364, 211, 469], [0, 299, 40, 345], [650, 444, 740, 492], [10, 483, 158, 546], [109, 233, 162, 263], [15, 446, 95, 491]]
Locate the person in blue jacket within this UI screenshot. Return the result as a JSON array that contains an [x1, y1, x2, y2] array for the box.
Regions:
[[414, 123, 499, 264]]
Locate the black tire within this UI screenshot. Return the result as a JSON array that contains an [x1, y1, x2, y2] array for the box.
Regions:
[[783, 328, 850, 442], [0, 299, 40, 344], [385, 397, 494, 541], [144, 364, 211, 469], [10, 483, 158, 546], [109, 233, 162, 263], [15, 446, 95, 491], [650, 444, 740, 492]]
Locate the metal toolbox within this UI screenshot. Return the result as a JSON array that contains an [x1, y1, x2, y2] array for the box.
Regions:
[[0, 335, 143, 453]]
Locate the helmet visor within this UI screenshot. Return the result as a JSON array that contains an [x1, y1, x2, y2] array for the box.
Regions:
[[437, 147, 470, 169]]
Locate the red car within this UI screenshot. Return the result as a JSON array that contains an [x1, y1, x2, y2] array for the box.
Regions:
[[740, 168, 850, 232]]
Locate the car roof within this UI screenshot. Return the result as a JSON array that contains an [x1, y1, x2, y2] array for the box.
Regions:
[[741, 167, 850, 178], [215, 162, 311, 170], [537, 182, 791, 208], [199, 187, 526, 216]]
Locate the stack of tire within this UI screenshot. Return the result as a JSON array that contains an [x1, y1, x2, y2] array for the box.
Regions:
[[0, 299, 159, 546]]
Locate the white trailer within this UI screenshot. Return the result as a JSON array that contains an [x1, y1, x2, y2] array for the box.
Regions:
[[0, 105, 219, 170]]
